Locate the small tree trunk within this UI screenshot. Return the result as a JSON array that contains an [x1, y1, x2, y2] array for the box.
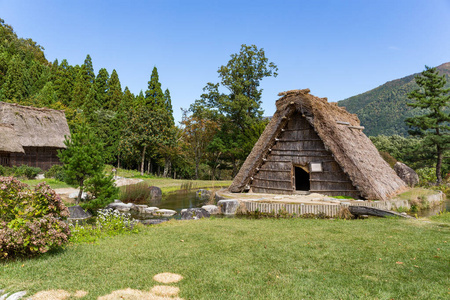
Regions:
[[77, 180, 84, 204], [174, 169, 176, 179], [140, 145, 147, 176], [163, 157, 171, 178], [436, 145, 443, 185], [117, 155, 120, 170], [147, 160, 151, 175]]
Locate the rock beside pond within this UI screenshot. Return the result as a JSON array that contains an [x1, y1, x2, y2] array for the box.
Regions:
[[180, 208, 210, 220], [144, 207, 159, 214], [68, 205, 92, 220], [149, 186, 162, 200], [201, 205, 220, 215], [106, 200, 136, 212], [217, 199, 239, 215], [394, 162, 419, 187], [153, 209, 177, 217], [214, 191, 226, 202], [196, 189, 211, 200]]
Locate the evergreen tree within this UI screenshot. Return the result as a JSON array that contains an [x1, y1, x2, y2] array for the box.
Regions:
[[95, 68, 109, 107], [58, 122, 104, 204], [82, 86, 100, 125], [1, 54, 27, 102], [405, 66, 450, 184], [72, 55, 95, 107], [164, 88, 174, 126], [54, 59, 75, 106], [83, 54, 95, 84], [105, 69, 122, 110], [144, 66, 164, 109]]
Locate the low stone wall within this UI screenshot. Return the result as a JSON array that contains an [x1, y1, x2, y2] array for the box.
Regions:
[[241, 191, 445, 218]]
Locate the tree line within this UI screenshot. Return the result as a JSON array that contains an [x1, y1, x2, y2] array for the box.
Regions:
[[0, 19, 277, 180]]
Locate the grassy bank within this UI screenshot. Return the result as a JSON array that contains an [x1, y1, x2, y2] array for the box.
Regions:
[[1, 217, 448, 299], [139, 178, 232, 194]]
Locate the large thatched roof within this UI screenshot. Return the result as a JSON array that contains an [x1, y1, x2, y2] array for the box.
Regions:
[[229, 89, 407, 200], [0, 102, 70, 149], [0, 123, 25, 153]]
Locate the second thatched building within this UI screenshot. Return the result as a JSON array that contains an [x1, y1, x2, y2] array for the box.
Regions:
[[0, 102, 70, 170], [229, 89, 407, 200]]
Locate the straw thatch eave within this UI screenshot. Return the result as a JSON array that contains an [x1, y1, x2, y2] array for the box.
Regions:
[[0, 123, 24, 153], [0, 102, 70, 149], [229, 89, 407, 200]]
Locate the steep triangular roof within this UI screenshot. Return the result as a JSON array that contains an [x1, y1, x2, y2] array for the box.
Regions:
[[0, 102, 70, 149], [229, 89, 407, 200]]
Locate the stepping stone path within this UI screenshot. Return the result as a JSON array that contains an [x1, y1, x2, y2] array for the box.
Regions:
[[3, 272, 185, 299]]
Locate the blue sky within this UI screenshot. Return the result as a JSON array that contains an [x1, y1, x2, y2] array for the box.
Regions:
[[1, 0, 449, 122]]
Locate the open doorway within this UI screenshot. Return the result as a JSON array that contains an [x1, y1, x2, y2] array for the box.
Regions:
[[294, 166, 310, 191]]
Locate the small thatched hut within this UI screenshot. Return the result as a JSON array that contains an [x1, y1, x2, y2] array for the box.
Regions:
[[0, 102, 70, 170], [229, 89, 407, 200]]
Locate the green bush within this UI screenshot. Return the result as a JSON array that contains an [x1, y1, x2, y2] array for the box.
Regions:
[[11, 165, 42, 179], [416, 167, 437, 186], [44, 164, 66, 181], [0, 177, 71, 259], [82, 173, 119, 211]]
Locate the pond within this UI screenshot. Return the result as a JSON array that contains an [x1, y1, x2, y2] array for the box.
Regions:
[[129, 189, 449, 220]]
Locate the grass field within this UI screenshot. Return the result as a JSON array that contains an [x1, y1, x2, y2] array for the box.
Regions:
[[1, 216, 449, 299]]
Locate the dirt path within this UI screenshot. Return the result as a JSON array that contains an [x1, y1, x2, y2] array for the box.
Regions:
[[54, 177, 143, 201]]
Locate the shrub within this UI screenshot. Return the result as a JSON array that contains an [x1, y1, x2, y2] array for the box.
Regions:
[[44, 164, 66, 181], [11, 165, 42, 179], [0, 177, 70, 259], [416, 167, 437, 186], [82, 173, 119, 211]]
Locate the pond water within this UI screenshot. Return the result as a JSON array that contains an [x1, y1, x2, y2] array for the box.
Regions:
[[414, 197, 450, 217]]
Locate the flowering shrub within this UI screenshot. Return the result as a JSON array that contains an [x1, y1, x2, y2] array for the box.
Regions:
[[69, 208, 138, 244], [0, 177, 70, 259]]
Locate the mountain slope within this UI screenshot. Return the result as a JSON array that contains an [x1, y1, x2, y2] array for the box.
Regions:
[[338, 62, 450, 136]]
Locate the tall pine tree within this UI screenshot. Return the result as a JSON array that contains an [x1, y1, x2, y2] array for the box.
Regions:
[[144, 66, 164, 109], [105, 69, 122, 110], [95, 68, 109, 107], [405, 66, 450, 184]]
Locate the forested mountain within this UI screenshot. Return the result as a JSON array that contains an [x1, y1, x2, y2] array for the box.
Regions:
[[338, 62, 450, 136]]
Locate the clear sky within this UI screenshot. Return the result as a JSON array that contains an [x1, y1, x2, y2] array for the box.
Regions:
[[1, 0, 449, 122]]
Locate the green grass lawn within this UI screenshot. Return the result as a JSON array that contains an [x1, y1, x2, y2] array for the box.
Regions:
[[1, 217, 449, 299]]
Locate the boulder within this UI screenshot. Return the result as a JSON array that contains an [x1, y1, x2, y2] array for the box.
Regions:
[[394, 162, 419, 187], [217, 199, 240, 215], [68, 191, 88, 200], [105, 200, 136, 212], [195, 189, 211, 200], [201, 204, 220, 215], [144, 207, 159, 214], [153, 209, 177, 217], [149, 186, 162, 200], [214, 191, 226, 202], [180, 208, 210, 220], [68, 205, 92, 220]]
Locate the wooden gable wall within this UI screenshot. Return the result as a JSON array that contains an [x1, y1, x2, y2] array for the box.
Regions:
[[250, 113, 361, 198]]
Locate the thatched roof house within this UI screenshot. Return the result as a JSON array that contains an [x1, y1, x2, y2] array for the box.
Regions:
[[0, 102, 70, 170], [229, 89, 407, 200]]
